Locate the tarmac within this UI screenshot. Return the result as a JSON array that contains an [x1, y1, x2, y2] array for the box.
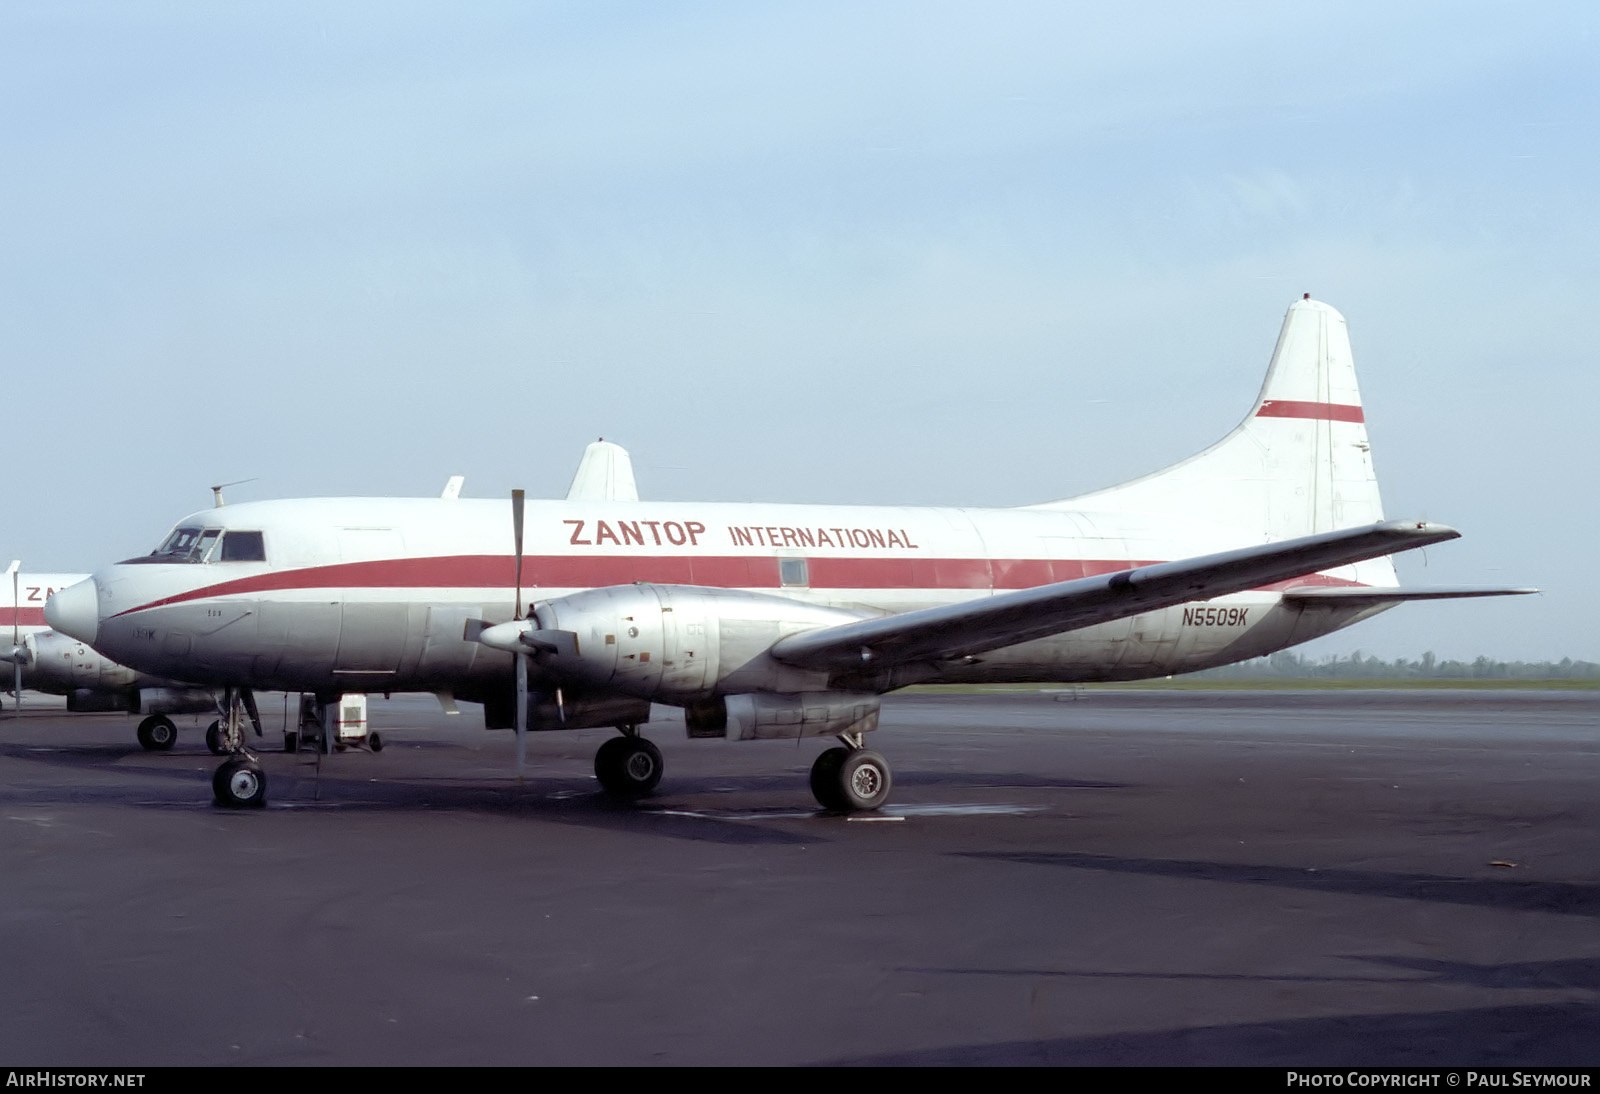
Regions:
[[1, 688, 1595, 1066]]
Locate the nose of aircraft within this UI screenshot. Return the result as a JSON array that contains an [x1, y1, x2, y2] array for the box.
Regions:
[[45, 578, 99, 645]]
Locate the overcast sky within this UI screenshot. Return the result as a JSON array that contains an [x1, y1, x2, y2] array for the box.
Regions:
[[3, 2, 1594, 661]]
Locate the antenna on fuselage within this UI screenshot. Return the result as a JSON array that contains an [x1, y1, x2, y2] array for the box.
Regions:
[[210, 478, 257, 508]]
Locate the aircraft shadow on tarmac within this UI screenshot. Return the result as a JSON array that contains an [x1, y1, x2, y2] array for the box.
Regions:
[[958, 850, 1600, 917], [897, 955, 1600, 992], [2, 735, 1124, 849], [896, 770, 1124, 790], [0, 739, 818, 844], [826, 998, 1600, 1067]]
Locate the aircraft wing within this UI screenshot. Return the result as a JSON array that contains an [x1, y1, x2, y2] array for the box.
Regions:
[[1282, 585, 1538, 604], [770, 520, 1461, 673]]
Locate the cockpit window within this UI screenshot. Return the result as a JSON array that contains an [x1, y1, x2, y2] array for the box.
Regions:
[[136, 527, 266, 564], [152, 527, 205, 560], [220, 531, 266, 561], [193, 529, 222, 562]]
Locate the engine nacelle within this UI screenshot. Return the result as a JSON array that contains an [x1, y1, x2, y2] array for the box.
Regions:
[[64, 685, 217, 714], [25, 631, 138, 693], [482, 690, 652, 732], [529, 584, 864, 702], [685, 692, 880, 741], [67, 688, 131, 713], [135, 688, 219, 716]]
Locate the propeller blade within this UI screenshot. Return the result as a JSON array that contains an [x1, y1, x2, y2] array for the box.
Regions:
[[510, 489, 528, 778], [515, 648, 527, 777], [8, 563, 19, 718], [512, 489, 526, 621]]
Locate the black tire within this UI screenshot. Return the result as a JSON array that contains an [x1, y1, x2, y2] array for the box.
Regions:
[[595, 736, 663, 799], [837, 749, 892, 812], [594, 735, 628, 784], [136, 715, 178, 752], [212, 759, 268, 809], [205, 721, 229, 756], [283, 731, 299, 753], [809, 746, 851, 811], [368, 731, 384, 752]]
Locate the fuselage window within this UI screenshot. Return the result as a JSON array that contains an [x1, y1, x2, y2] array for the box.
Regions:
[[779, 558, 809, 587], [219, 531, 266, 562]]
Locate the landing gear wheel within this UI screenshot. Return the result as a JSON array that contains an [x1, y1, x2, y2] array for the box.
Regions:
[[136, 715, 178, 752], [837, 749, 892, 812], [205, 720, 244, 755], [594, 736, 663, 799], [368, 731, 384, 752], [809, 746, 851, 811], [212, 758, 268, 809]]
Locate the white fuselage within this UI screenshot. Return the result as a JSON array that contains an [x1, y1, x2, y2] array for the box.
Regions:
[[75, 495, 1386, 701]]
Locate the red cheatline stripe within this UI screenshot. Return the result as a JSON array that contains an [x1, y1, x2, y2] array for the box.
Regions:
[[109, 553, 1367, 618], [1256, 400, 1365, 423], [1, 608, 48, 627]]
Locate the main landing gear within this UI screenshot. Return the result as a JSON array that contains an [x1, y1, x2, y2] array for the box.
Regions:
[[588, 726, 893, 811], [594, 727, 663, 799], [136, 714, 179, 751], [809, 732, 892, 812]]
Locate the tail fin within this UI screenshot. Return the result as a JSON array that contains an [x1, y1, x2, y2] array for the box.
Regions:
[[566, 439, 639, 502], [1034, 296, 1387, 543]]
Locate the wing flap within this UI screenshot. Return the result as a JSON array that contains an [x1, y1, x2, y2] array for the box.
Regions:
[[770, 520, 1460, 673]]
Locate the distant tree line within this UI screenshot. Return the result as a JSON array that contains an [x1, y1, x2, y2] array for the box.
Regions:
[[1190, 651, 1599, 680]]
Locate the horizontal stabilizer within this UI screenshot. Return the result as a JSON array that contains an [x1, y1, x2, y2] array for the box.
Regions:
[[1283, 585, 1538, 604], [771, 520, 1460, 673]]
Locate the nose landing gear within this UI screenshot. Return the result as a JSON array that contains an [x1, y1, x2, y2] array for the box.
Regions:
[[205, 719, 243, 755], [209, 686, 269, 808], [212, 755, 268, 809]]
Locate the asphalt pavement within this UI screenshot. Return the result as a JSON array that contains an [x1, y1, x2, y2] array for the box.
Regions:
[[1, 688, 1594, 1066]]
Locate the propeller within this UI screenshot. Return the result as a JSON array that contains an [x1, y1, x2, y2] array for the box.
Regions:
[[6, 561, 19, 717], [513, 489, 527, 775], [460, 492, 579, 772]]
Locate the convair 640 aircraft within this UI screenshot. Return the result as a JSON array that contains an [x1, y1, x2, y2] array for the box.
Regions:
[[47, 298, 1530, 810]]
